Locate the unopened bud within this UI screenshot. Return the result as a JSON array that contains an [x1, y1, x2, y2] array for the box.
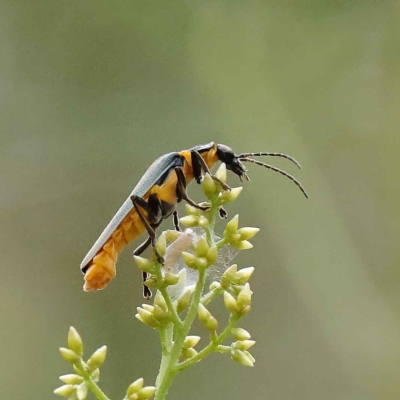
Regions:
[[153, 291, 167, 311], [235, 267, 254, 284], [87, 345, 107, 370], [206, 245, 218, 265], [156, 233, 167, 256], [76, 383, 88, 400], [224, 215, 239, 237], [127, 378, 144, 396], [197, 303, 211, 325], [219, 187, 243, 204], [202, 173, 217, 198], [237, 283, 252, 309], [232, 240, 253, 250], [54, 384, 76, 398], [183, 335, 201, 348], [209, 281, 220, 291], [163, 272, 179, 286], [231, 328, 251, 341], [59, 374, 83, 385], [223, 291, 238, 313], [153, 305, 169, 323], [176, 287, 194, 313], [182, 347, 198, 360], [59, 347, 80, 364], [68, 326, 83, 357], [181, 252, 197, 268], [231, 349, 254, 367], [136, 308, 159, 328], [233, 340, 256, 351], [221, 264, 238, 288], [137, 386, 156, 400], [206, 316, 218, 331], [185, 204, 201, 216], [237, 227, 259, 240], [198, 216, 209, 228], [195, 237, 209, 257], [141, 304, 154, 313], [240, 305, 251, 316], [215, 163, 227, 183], [134, 256, 155, 273], [165, 229, 181, 242], [180, 215, 199, 227]]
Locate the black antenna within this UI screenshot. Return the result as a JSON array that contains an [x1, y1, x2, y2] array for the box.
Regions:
[[239, 157, 308, 198], [236, 152, 302, 169]]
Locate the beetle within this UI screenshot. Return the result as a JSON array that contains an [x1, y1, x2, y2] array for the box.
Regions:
[[80, 142, 307, 296]]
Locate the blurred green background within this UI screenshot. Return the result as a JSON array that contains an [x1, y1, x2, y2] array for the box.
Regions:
[[2, 1, 399, 399]]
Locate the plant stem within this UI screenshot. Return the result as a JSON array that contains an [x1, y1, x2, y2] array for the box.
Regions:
[[75, 360, 110, 400]]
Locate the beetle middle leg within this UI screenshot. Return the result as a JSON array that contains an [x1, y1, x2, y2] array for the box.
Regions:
[[172, 210, 181, 231], [175, 167, 210, 212]]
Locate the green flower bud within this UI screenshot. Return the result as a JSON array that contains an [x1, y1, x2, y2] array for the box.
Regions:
[[153, 305, 169, 323], [221, 264, 238, 288], [240, 305, 251, 316], [215, 163, 227, 183], [232, 240, 253, 250], [195, 256, 208, 270], [182, 347, 198, 360], [165, 229, 181, 242], [68, 326, 83, 357], [127, 378, 144, 395], [197, 303, 211, 325], [224, 215, 239, 237], [180, 215, 199, 227], [142, 304, 154, 313], [59, 347, 80, 364], [244, 350, 255, 363], [181, 252, 197, 268], [87, 345, 107, 370], [233, 340, 256, 351], [209, 281, 220, 291], [144, 277, 157, 289], [206, 245, 218, 265], [206, 316, 218, 332], [235, 267, 254, 284], [163, 272, 179, 286], [156, 233, 167, 256], [153, 291, 167, 311], [219, 187, 243, 204], [198, 215, 209, 228], [185, 203, 201, 216], [237, 283, 252, 309], [54, 384, 76, 398], [231, 328, 251, 341], [176, 287, 194, 313], [76, 383, 88, 400], [133, 256, 155, 273], [202, 173, 217, 199], [237, 227, 259, 240], [223, 291, 238, 313], [183, 335, 201, 348], [137, 386, 156, 400], [136, 308, 159, 328], [231, 349, 254, 367], [59, 374, 84, 385], [195, 237, 209, 257]]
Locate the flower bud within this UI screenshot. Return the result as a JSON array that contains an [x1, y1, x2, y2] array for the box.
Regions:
[[176, 287, 194, 313], [237, 227, 259, 240], [198, 215, 209, 228], [182, 347, 198, 360], [231, 328, 251, 341], [179, 215, 199, 227], [153, 291, 167, 311], [221, 264, 238, 288], [87, 345, 107, 370], [141, 304, 154, 313], [244, 350, 255, 363], [233, 340, 256, 351], [59, 347, 80, 364], [136, 308, 159, 328], [133, 256, 155, 273], [54, 384, 76, 398], [202, 173, 217, 199], [183, 335, 201, 348], [231, 349, 254, 367], [223, 291, 238, 313], [127, 378, 144, 395], [91, 368, 100, 382], [195, 237, 209, 257], [215, 163, 227, 183], [137, 386, 156, 400], [240, 305, 251, 316], [156, 233, 167, 256], [219, 187, 243, 204], [206, 245, 218, 265], [232, 240, 253, 250], [206, 316, 218, 332], [76, 383, 88, 400], [181, 252, 197, 268], [185, 204, 201, 216], [224, 215, 239, 237], [163, 272, 179, 286], [165, 229, 181, 242], [237, 283, 252, 309], [235, 267, 254, 284], [209, 281, 220, 291], [68, 326, 83, 357], [59, 374, 84, 385], [197, 303, 211, 325], [153, 305, 169, 323], [144, 276, 157, 288]]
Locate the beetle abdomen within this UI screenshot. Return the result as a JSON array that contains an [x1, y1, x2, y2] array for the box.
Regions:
[[83, 209, 146, 291]]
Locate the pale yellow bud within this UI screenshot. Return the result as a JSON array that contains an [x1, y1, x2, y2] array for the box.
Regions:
[[185, 203, 201, 216], [176, 287, 194, 313], [206, 245, 218, 265], [181, 252, 197, 268], [141, 304, 154, 313], [231, 349, 254, 367], [221, 264, 238, 288], [183, 335, 201, 348], [153, 291, 167, 311], [76, 382, 88, 400], [206, 316, 218, 331], [224, 215, 239, 237], [137, 386, 156, 400], [219, 187, 243, 204], [127, 378, 144, 395], [163, 272, 179, 286], [156, 233, 167, 256], [54, 384, 76, 398], [237, 283, 252, 309], [234, 340, 256, 351], [59, 347, 80, 364], [223, 291, 238, 313], [235, 267, 254, 284], [179, 215, 199, 227], [182, 347, 198, 360], [165, 229, 181, 242], [195, 237, 209, 257], [136, 308, 159, 328], [133, 256, 155, 273], [233, 240, 253, 250], [202, 173, 217, 199], [59, 374, 83, 385], [231, 328, 251, 341], [215, 163, 227, 183], [197, 303, 211, 325], [237, 227, 259, 240], [87, 345, 107, 370], [198, 215, 209, 228], [67, 326, 83, 357]]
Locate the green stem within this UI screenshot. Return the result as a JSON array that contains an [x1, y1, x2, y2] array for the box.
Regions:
[[200, 287, 223, 305], [75, 360, 110, 400]]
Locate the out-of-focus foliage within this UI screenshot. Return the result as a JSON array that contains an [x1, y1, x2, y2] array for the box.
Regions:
[[1, 1, 399, 399]]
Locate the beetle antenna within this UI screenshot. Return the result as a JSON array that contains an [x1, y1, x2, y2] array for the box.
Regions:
[[236, 152, 302, 169], [239, 157, 308, 198]]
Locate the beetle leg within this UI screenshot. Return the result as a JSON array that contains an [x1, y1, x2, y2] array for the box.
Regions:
[[191, 150, 231, 191], [133, 236, 153, 299], [175, 167, 210, 211], [131, 195, 165, 265], [172, 210, 181, 231]]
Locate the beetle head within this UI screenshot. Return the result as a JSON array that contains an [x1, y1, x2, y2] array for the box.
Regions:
[[216, 144, 249, 181]]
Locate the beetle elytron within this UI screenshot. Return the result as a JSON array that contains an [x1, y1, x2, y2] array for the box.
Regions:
[[80, 142, 307, 296]]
